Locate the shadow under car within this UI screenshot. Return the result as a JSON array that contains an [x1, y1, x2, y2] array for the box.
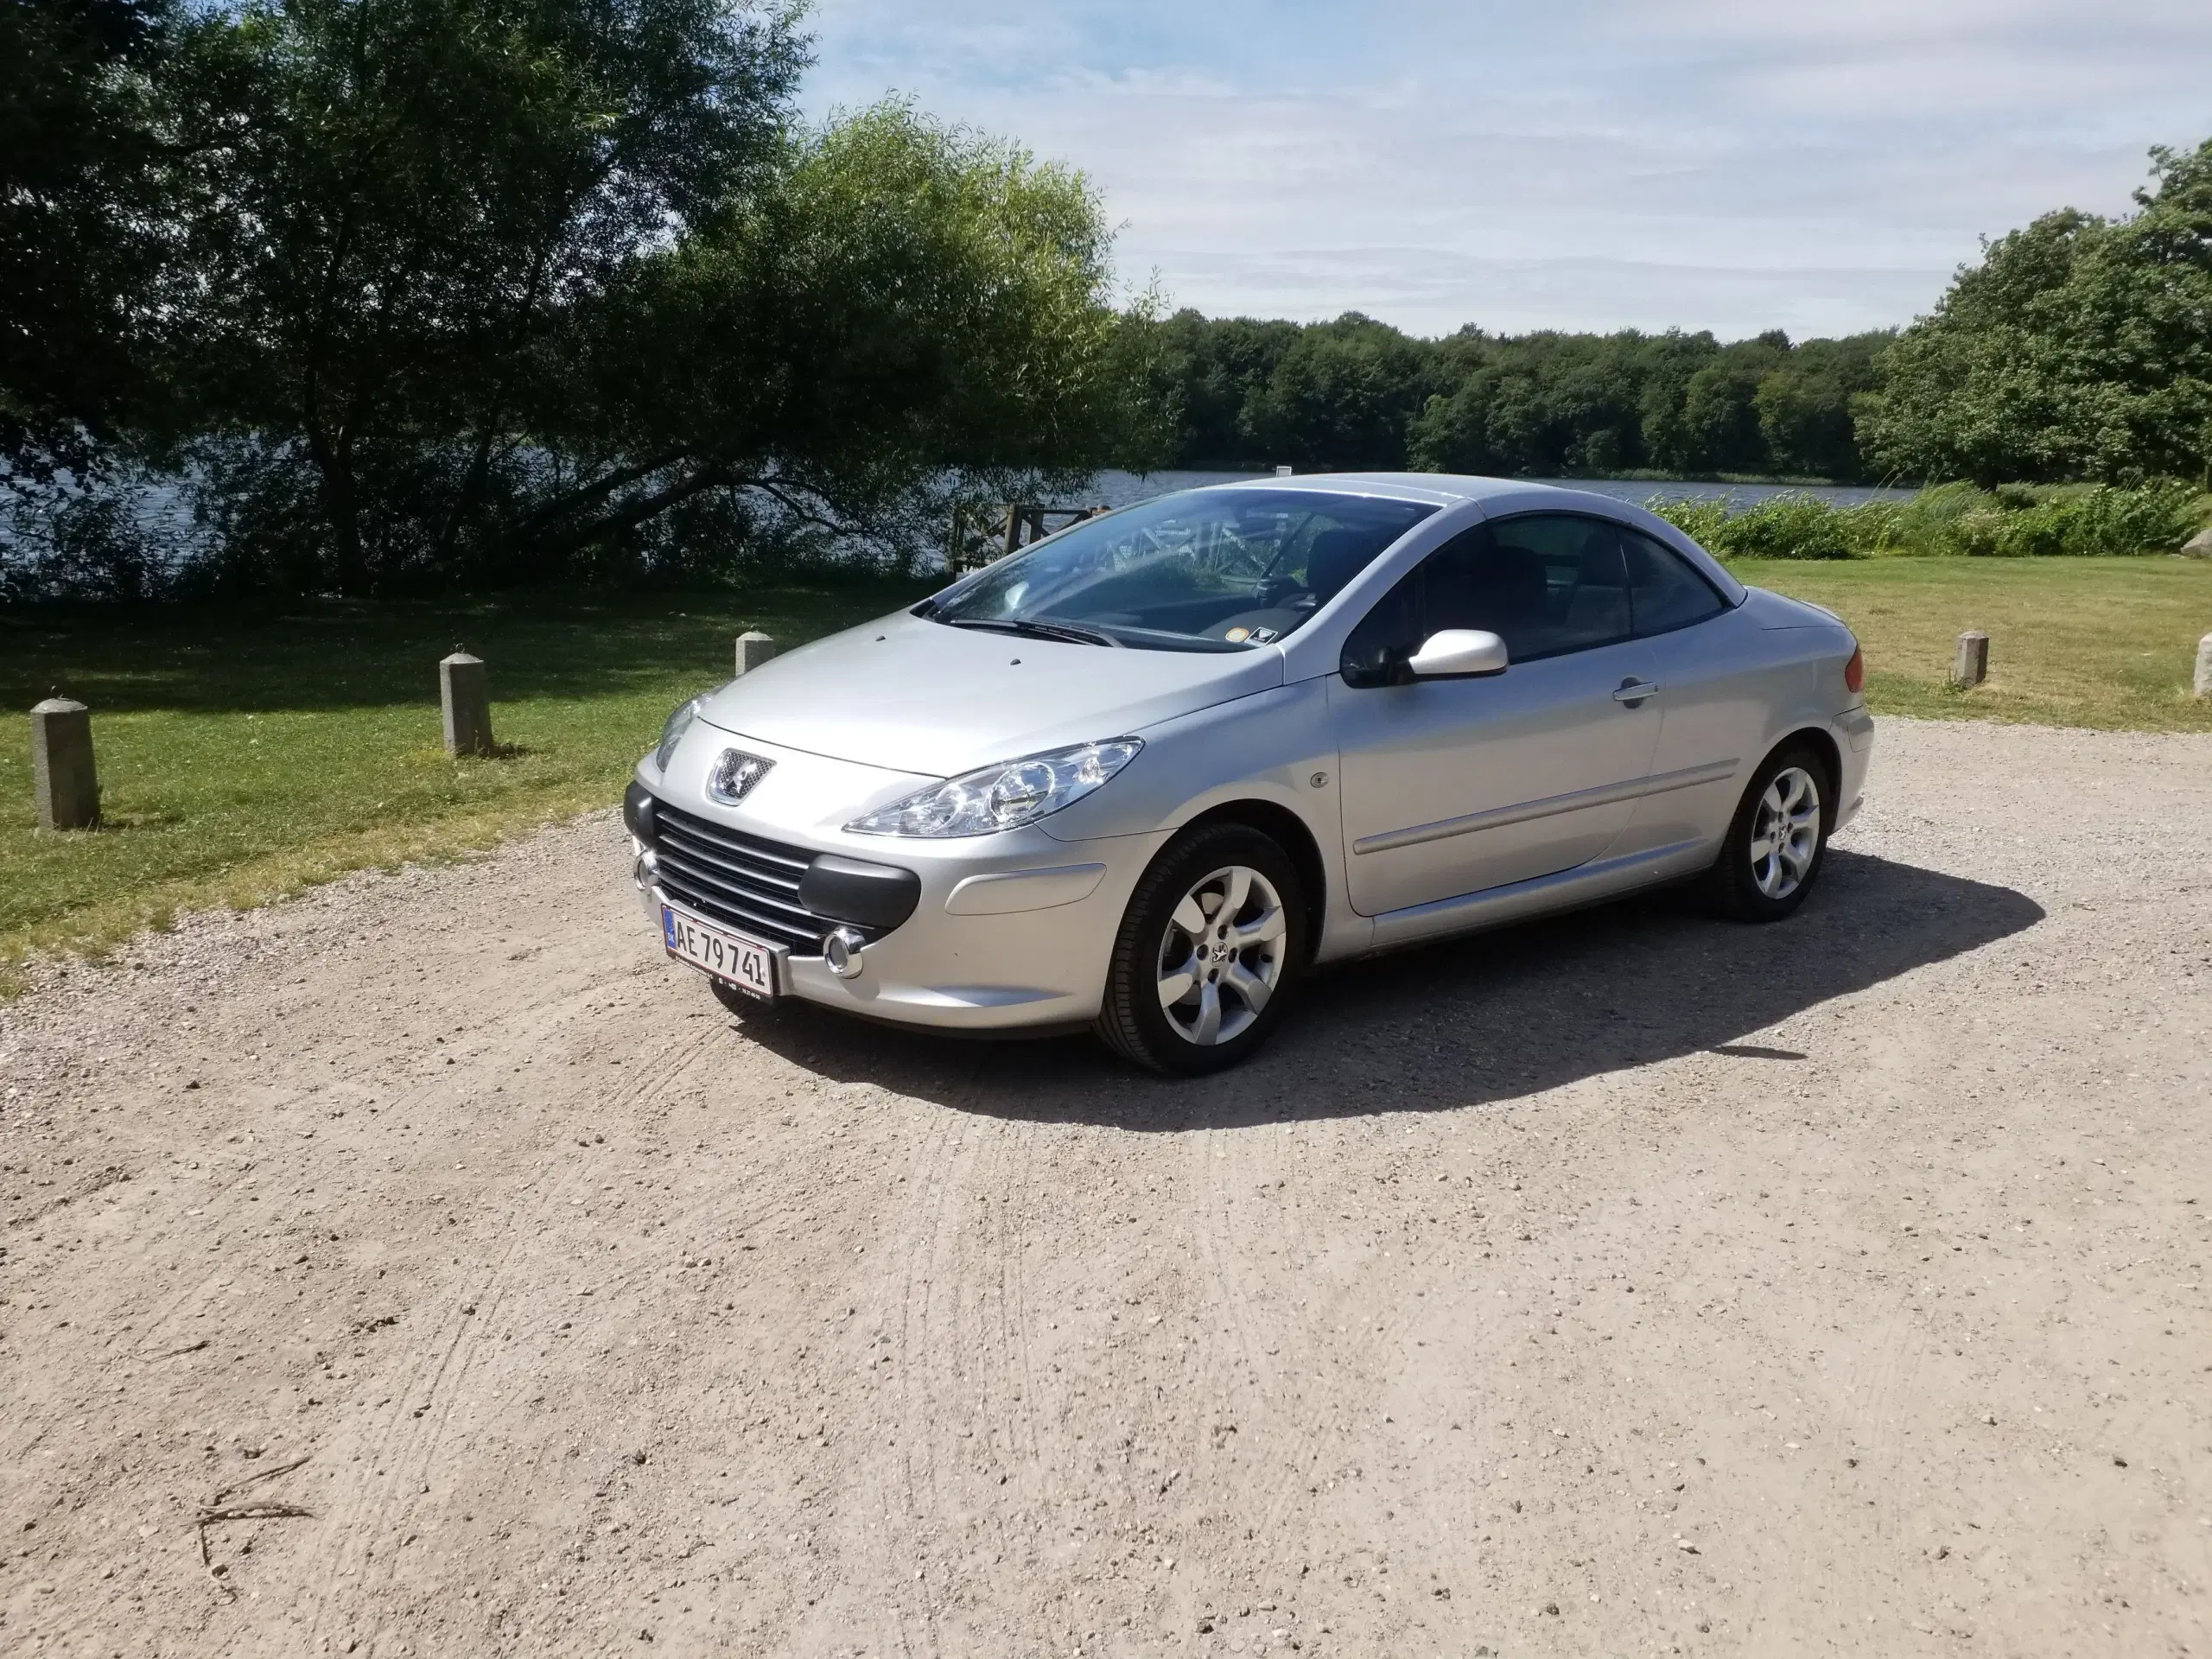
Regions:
[[711, 849, 2045, 1130]]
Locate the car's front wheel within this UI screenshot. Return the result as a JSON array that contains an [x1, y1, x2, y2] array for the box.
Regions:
[[1096, 823, 1307, 1075], [1702, 741, 1834, 921]]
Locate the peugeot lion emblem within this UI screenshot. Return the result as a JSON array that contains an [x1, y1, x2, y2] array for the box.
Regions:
[[709, 748, 775, 804]]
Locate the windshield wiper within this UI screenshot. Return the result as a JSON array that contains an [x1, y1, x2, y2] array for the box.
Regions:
[[944, 617, 1121, 648]]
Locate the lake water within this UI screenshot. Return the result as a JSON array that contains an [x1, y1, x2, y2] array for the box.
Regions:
[[2, 467, 1899, 583], [1081, 470, 1903, 512]]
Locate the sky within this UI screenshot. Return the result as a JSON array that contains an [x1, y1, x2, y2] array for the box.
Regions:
[[803, 0, 2212, 342]]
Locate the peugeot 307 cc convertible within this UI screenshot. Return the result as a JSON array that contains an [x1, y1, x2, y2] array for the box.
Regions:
[[625, 474, 1873, 1074]]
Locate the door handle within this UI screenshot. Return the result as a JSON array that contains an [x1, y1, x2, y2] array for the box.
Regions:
[[1613, 679, 1661, 705]]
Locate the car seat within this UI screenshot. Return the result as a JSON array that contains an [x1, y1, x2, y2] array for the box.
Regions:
[[1559, 526, 1630, 642], [1302, 529, 1376, 603], [1467, 541, 1549, 652]]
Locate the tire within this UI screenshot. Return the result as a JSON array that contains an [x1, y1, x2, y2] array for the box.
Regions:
[[1095, 823, 1308, 1076], [1700, 741, 1834, 922]]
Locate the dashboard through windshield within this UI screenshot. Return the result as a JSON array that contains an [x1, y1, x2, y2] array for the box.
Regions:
[[920, 489, 1440, 652]]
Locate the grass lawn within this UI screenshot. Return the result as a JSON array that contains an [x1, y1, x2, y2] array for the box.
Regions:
[[3, 556, 2208, 990], [0, 577, 932, 992], [1732, 556, 2212, 733]]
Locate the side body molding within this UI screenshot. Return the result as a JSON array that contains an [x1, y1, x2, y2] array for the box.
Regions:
[[1352, 759, 1740, 857]]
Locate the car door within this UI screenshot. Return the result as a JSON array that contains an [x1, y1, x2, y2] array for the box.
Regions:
[[1610, 526, 1765, 856], [1329, 513, 1662, 916]]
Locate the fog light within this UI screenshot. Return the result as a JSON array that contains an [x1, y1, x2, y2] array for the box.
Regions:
[[632, 845, 659, 891], [824, 925, 867, 979]]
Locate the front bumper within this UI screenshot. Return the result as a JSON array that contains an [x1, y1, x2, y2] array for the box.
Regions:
[[630, 775, 1165, 1033]]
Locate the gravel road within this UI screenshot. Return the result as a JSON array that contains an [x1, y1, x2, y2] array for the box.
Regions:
[[3, 717, 2208, 1658]]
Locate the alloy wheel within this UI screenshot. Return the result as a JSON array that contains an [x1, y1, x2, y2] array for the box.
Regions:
[[1155, 864, 1287, 1046], [1750, 765, 1821, 899]]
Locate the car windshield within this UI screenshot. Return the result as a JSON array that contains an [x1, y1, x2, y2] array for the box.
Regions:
[[920, 489, 1440, 652]]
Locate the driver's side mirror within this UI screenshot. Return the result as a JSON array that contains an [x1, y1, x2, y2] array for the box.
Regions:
[[1406, 628, 1509, 679]]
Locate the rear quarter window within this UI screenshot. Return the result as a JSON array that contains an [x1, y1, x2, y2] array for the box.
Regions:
[[1622, 529, 1728, 636]]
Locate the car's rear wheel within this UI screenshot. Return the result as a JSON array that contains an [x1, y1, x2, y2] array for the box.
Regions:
[[1096, 823, 1306, 1075], [1701, 741, 1833, 921]]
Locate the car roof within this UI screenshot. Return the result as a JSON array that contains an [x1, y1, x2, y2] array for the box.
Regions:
[[1187, 471, 1747, 607], [1197, 472, 1615, 509]]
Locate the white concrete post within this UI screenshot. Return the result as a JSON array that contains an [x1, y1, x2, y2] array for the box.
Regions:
[[1952, 630, 1989, 688], [735, 632, 779, 676], [440, 647, 494, 757], [2195, 632, 2212, 700], [30, 696, 99, 830]]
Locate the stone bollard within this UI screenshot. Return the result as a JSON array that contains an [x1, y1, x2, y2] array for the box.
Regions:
[[2196, 632, 2212, 700], [440, 646, 494, 757], [734, 632, 779, 676], [30, 696, 99, 830], [1951, 630, 1989, 688]]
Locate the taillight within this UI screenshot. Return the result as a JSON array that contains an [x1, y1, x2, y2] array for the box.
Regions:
[[1844, 644, 1865, 695]]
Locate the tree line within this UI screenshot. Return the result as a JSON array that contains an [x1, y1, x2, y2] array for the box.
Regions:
[[1146, 314, 1890, 480], [3, 0, 2208, 600], [1143, 131, 2212, 490]]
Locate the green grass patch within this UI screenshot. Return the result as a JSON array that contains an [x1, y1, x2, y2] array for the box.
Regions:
[[0, 577, 931, 992], [1732, 556, 2212, 732]]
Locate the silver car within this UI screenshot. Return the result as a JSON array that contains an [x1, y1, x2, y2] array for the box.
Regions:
[[626, 474, 1872, 1073]]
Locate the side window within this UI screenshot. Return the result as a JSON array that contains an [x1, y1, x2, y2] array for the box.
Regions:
[[1622, 529, 1727, 636], [1472, 514, 1630, 661], [1339, 530, 1472, 684], [1339, 515, 1633, 683]]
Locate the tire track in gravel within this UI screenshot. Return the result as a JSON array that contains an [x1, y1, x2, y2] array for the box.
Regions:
[[1189, 1114, 1330, 1559], [854, 1090, 976, 1659], [1817, 1292, 1923, 1648], [299, 1016, 727, 1649], [965, 1114, 1040, 1599], [923, 1109, 1042, 1651]]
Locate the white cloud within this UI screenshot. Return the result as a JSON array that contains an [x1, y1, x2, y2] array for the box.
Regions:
[[802, 0, 2212, 338]]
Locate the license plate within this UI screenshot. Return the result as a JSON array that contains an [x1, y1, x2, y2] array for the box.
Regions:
[[660, 899, 778, 1001]]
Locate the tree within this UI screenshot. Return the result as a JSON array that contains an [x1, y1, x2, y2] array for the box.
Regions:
[[1236, 313, 1432, 470], [0, 0, 172, 482], [1861, 140, 2212, 486], [1754, 334, 1887, 480], [539, 104, 1157, 567], [162, 0, 808, 591], [1146, 309, 1301, 468]]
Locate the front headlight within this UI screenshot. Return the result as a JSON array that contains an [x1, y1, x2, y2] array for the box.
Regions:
[[845, 738, 1143, 838], [655, 699, 699, 772]]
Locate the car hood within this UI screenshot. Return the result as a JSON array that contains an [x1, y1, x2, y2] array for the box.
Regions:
[[693, 610, 1286, 777]]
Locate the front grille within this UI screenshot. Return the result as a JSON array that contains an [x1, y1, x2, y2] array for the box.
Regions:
[[650, 802, 880, 958]]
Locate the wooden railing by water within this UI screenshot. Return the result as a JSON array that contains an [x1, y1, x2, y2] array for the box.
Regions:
[[946, 503, 1107, 572]]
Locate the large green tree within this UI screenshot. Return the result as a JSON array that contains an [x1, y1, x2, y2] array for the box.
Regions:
[[1861, 140, 2212, 486], [162, 0, 808, 591], [0, 0, 172, 481], [537, 104, 1160, 566]]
